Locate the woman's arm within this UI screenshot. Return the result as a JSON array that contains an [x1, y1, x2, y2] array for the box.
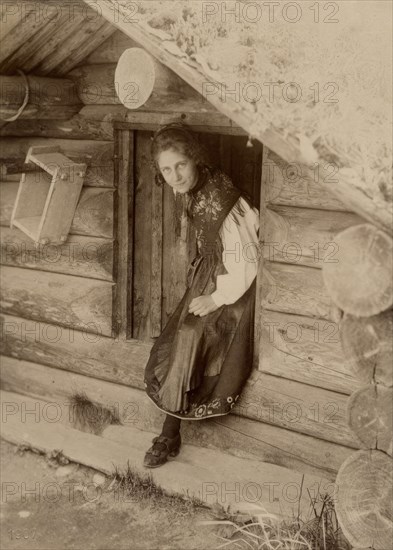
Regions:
[[210, 196, 260, 307]]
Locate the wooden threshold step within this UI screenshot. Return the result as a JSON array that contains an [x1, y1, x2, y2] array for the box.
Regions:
[[1, 390, 330, 520]]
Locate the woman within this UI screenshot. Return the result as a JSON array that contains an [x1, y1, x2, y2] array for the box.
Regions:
[[143, 122, 260, 468]]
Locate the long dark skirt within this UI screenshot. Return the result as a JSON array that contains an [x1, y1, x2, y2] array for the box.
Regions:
[[144, 243, 256, 420]]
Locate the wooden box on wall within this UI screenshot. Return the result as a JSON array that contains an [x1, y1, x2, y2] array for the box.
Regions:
[[10, 146, 86, 245]]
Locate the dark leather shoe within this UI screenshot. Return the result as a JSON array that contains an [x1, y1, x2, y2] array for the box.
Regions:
[[143, 433, 181, 468]]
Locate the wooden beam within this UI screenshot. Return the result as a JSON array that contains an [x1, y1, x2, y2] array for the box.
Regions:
[[253, 146, 268, 370], [1, 388, 333, 518], [35, 17, 116, 76], [0, 356, 354, 480], [0, 103, 240, 140], [1, 104, 80, 121], [0, 10, 46, 67], [0, 114, 115, 141], [0, 312, 359, 447], [132, 130, 154, 339], [68, 61, 198, 105], [0, 75, 80, 106], [18, 11, 87, 73], [0, 312, 148, 386], [0, 265, 113, 336], [262, 261, 341, 322], [264, 148, 349, 212], [265, 206, 362, 268], [112, 129, 134, 339], [150, 151, 163, 338], [83, 0, 392, 236], [85, 29, 138, 64], [0, 2, 26, 40], [0, 138, 114, 187], [114, 119, 246, 135], [0, 227, 113, 281], [53, 21, 116, 75], [258, 310, 361, 395], [0, 9, 67, 74]]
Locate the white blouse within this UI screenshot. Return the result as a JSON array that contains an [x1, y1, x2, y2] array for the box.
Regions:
[[210, 197, 260, 307]]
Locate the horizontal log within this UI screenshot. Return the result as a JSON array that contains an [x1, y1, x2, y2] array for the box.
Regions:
[[1, 104, 81, 121], [0, 115, 246, 139], [0, 74, 80, 104], [258, 310, 361, 395], [339, 311, 393, 387], [1, 180, 114, 238], [67, 62, 199, 105], [0, 138, 114, 187], [265, 205, 363, 268], [335, 450, 393, 549], [262, 261, 341, 321], [85, 30, 138, 64], [264, 148, 349, 211], [0, 356, 354, 480], [0, 99, 234, 139], [0, 228, 113, 281], [347, 385, 392, 455], [0, 313, 359, 447], [1, 389, 333, 518], [322, 224, 393, 317], [71, 186, 114, 238], [0, 312, 148, 389], [0, 113, 115, 141], [115, 118, 246, 135], [0, 266, 113, 336], [242, 370, 358, 447]]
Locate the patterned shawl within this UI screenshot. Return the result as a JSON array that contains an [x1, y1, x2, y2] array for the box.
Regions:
[[183, 165, 248, 256]]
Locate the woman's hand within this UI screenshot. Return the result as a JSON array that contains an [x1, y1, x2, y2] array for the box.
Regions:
[[188, 295, 219, 317]]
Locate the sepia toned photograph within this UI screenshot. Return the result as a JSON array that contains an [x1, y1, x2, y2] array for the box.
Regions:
[[0, 1, 392, 549]]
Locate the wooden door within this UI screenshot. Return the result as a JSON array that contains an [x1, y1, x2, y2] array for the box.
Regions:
[[113, 127, 262, 343]]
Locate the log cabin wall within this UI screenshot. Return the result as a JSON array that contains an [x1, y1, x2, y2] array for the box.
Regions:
[[0, 30, 365, 481]]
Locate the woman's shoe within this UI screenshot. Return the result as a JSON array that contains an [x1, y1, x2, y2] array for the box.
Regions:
[[143, 433, 181, 468]]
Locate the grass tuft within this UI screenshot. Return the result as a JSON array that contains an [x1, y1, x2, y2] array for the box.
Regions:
[[111, 461, 208, 519], [68, 391, 120, 435], [199, 493, 351, 550]]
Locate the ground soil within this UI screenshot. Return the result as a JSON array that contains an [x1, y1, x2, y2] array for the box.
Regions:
[[0, 440, 219, 550]]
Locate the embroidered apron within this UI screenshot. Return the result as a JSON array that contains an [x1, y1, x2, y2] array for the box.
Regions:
[[144, 165, 256, 419]]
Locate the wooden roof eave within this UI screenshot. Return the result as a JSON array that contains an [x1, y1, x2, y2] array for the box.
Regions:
[[83, 0, 392, 237], [0, 0, 117, 77]]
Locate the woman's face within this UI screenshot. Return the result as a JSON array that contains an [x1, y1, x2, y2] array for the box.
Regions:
[[157, 148, 198, 194]]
